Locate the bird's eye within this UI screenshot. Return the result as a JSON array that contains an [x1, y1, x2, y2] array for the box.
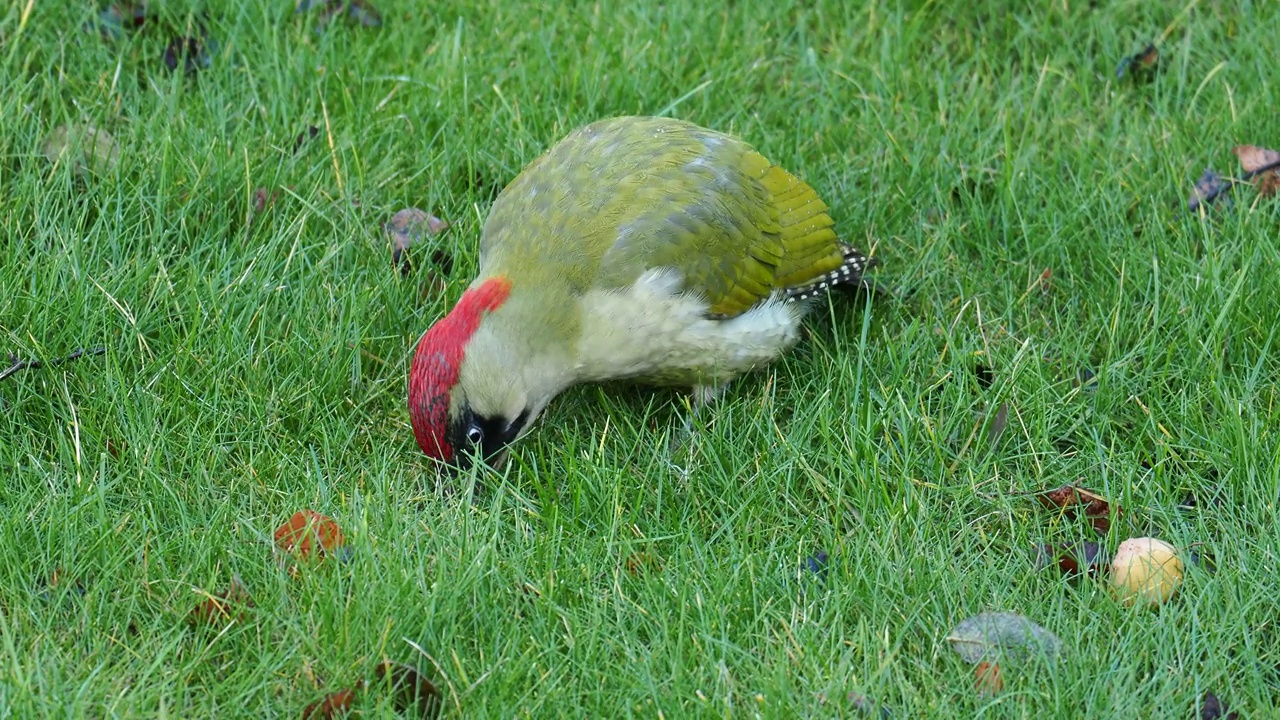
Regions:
[[465, 425, 483, 445]]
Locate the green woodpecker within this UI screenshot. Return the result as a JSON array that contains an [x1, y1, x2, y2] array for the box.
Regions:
[[408, 116, 874, 467]]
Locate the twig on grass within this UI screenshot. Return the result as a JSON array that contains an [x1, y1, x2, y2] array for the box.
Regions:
[[0, 346, 106, 382]]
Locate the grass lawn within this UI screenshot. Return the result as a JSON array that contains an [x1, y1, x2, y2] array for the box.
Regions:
[[3, 0, 1278, 716]]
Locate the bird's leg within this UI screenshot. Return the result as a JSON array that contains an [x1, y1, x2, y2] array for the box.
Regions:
[[667, 383, 729, 473], [689, 383, 728, 426]]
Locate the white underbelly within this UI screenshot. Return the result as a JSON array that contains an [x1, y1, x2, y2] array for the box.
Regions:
[[574, 269, 803, 387]]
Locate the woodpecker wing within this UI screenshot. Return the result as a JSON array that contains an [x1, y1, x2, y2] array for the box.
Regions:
[[478, 116, 856, 318]]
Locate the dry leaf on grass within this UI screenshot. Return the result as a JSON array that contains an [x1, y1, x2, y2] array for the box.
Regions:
[[1034, 483, 1118, 534], [301, 686, 361, 719], [624, 552, 663, 577], [374, 661, 442, 719], [974, 661, 1004, 695], [1233, 144, 1280, 197], [274, 510, 347, 561]]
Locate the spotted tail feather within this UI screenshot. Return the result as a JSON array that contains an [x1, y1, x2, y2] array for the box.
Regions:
[[783, 245, 876, 303]]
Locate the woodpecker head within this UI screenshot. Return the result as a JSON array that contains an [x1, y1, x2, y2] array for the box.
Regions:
[[408, 276, 543, 469]]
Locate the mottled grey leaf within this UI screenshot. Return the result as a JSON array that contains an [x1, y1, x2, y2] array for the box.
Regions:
[[947, 611, 1063, 664], [41, 124, 120, 177], [386, 208, 450, 276]]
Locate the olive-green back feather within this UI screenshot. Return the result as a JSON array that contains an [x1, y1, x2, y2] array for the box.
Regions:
[[479, 116, 845, 318]]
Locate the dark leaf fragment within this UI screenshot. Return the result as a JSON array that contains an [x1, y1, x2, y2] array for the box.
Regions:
[[1034, 541, 1108, 577], [986, 403, 1009, 444], [1188, 169, 1231, 213], [163, 36, 212, 75], [298, 0, 382, 31], [974, 363, 993, 389], [293, 126, 320, 154], [804, 551, 829, 584], [1187, 546, 1217, 574], [84, 2, 150, 40], [1199, 691, 1239, 720], [1116, 44, 1159, 80], [374, 662, 442, 719], [1073, 367, 1097, 392], [2, 346, 106, 382]]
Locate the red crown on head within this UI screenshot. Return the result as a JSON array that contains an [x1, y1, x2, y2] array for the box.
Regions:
[[408, 277, 512, 461]]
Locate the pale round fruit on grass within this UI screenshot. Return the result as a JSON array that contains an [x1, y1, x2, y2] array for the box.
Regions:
[[1110, 537, 1184, 606]]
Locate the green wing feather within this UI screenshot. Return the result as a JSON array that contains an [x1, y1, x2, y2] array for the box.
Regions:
[[479, 116, 846, 318]]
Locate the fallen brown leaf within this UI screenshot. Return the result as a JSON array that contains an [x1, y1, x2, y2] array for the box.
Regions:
[[251, 187, 280, 218], [1233, 144, 1280, 175], [374, 661, 442, 719], [1233, 145, 1280, 198], [293, 126, 320, 154], [974, 661, 1004, 695], [274, 510, 346, 560], [1034, 483, 1118, 534], [624, 552, 663, 577], [302, 686, 360, 719]]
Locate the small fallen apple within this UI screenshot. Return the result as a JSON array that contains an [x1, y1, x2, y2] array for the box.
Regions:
[[1110, 537, 1183, 606]]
